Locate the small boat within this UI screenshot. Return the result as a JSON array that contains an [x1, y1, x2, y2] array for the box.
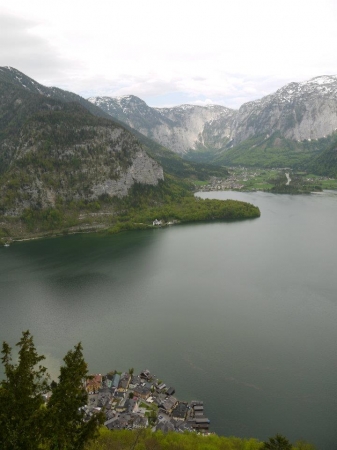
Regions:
[[4, 243, 10, 247]]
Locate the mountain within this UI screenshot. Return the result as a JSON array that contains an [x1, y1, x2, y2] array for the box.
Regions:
[[0, 67, 228, 180], [88, 95, 236, 154], [0, 76, 165, 216], [232, 75, 337, 144], [0, 68, 238, 241], [0, 66, 112, 120], [90, 75, 337, 169]]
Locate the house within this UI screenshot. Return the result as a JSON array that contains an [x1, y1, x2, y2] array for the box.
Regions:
[[106, 373, 116, 389], [115, 403, 127, 413], [86, 374, 102, 394], [110, 414, 129, 429], [166, 386, 175, 396], [171, 402, 188, 420], [111, 373, 120, 389], [193, 405, 204, 413], [160, 396, 178, 414], [132, 415, 148, 429], [143, 381, 153, 390], [118, 372, 131, 391], [195, 417, 210, 427], [155, 420, 175, 433], [124, 398, 138, 414], [97, 389, 112, 408], [153, 393, 167, 406], [175, 420, 193, 432], [152, 219, 162, 226], [114, 391, 125, 400], [133, 385, 151, 400], [140, 369, 153, 381], [189, 417, 210, 431], [129, 375, 141, 389], [105, 418, 118, 430]]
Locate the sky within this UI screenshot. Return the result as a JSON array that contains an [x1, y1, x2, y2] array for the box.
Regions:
[[1, 0, 337, 109]]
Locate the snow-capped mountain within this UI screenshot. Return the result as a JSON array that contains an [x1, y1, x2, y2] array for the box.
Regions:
[[233, 75, 337, 144], [88, 95, 236, 154], [89, 75, 337, 155]]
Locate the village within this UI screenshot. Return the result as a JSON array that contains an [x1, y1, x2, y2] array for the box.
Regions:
[[84, 369, 210, 433]]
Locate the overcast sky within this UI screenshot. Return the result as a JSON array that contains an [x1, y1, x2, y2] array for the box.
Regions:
[[1, 0, 337, 109]]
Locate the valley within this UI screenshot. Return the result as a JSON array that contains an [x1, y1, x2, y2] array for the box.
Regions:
[[0, 67, 258, 245], [1, 66, 337, 449], [89, 76, 337, 176], [1, 66, 337, 245], [195, 167, 337, 194]]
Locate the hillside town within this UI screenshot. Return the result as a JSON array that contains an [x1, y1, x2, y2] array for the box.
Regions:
[[84, 369, 210, 433]]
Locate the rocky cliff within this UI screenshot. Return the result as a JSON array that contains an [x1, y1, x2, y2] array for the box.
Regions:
[[0, 78, 163, 216], [232, 75, 337, 144], [89, 75, 337, 160], [88, 96, 235, 154]]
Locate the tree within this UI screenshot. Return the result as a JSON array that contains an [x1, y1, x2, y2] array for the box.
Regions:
[[0, 330, 49, 449], [263, 434, 293, 450], [45, 342, 104, 449], [0, 332, 104, 450]]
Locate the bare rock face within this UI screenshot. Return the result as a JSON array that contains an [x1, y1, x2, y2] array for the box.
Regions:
[[152, 104, 234, 153], [91, 149, 163, 198], [0, 116, 164, 215], [233, 76, 337, 144], [89, 75, 337, 154], [88, 96, 235, 154]]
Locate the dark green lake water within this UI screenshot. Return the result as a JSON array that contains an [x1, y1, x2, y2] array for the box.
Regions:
[[1, 191, 337, 449]]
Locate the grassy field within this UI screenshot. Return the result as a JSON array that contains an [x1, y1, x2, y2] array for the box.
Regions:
[[226, 168, 337, 193]]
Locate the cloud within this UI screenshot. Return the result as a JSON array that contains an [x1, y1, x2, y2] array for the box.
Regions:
[[0, 13, 77, 83], [1, 0, 337, 108], [75, 70, 301, 109]]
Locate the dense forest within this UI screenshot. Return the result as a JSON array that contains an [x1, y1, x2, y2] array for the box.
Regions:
[[108, 195, 260, 234], [308, 141, 337, 178], [212, 131, 337, 169]]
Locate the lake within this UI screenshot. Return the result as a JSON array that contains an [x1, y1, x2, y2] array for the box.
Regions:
[[1, 190, 337, 449]]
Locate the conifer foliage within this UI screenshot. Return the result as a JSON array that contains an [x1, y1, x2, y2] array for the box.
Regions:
[[262, 434, 293, 449], [45, 343, 104, 449], [0, 330, 49, 449], [0, 331, 104, 449]]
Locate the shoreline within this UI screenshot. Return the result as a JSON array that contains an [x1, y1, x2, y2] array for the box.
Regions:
[[1, 197, 260, 245], [3, 186, 337, 246]]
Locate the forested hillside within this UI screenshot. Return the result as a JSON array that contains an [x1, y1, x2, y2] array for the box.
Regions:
[[308, 140, 337, 177], [0, 70, 258, 243]]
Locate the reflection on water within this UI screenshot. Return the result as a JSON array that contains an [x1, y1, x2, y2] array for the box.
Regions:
[[1, 191, 337, 449]]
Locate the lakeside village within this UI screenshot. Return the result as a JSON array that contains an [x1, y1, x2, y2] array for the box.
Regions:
[[195, 168, 337, 192], [82, 369, 210, 434]]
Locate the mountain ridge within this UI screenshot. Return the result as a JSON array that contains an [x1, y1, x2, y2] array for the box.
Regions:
[[0, 67, 247, 242], [88, 94, 235, 154], [89, 74, 337, 168], [0, 66, 113, 120]]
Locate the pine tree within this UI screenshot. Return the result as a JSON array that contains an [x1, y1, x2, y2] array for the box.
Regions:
[[0, 330, 49, 449], [45, 342, 104, 449], [263, 434, 293, 450]]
